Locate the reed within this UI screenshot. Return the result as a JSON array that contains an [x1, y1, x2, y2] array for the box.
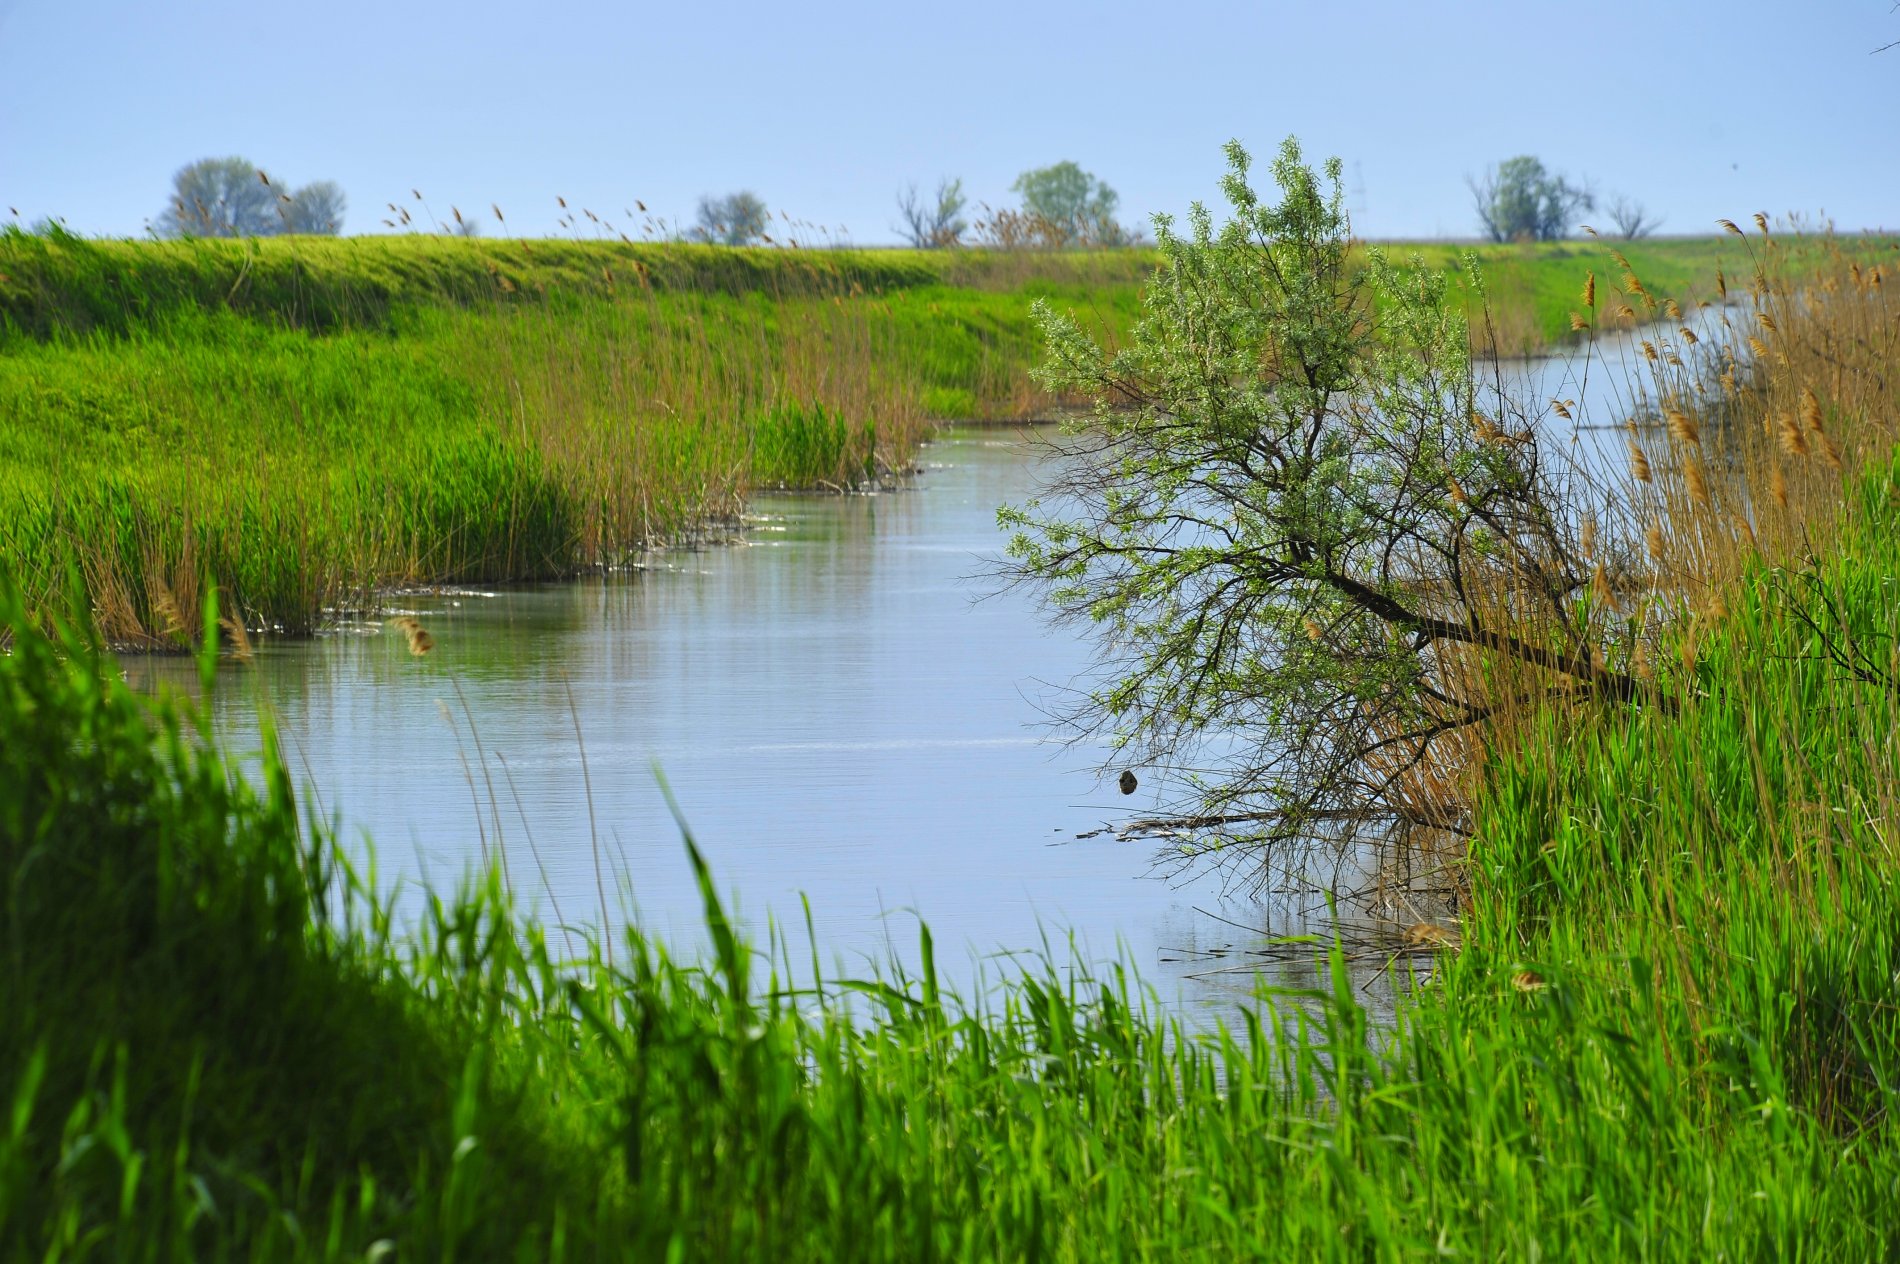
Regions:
[[1385, 220, 1899, 883], [1, 228, 1840, 645], [2, 232, 1898, 1260], [0, 236, 1117, 643], [5, 497, 1900, 1257]]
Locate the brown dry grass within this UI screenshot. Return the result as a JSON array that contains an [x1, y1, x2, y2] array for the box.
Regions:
[[1376, 226, 1898, 903]]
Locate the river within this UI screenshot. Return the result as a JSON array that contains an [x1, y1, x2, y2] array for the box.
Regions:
[[126, 319, 1712, 1020], [128, 425, 1412, 1020]]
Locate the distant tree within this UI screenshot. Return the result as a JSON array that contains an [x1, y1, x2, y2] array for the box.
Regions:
[[1467, 156, 1593, 242], [689, 191, 769, 245], [158, 157, 279, 237], [895, 178, 968, 248], [1604, 193, 1661, 240], [1010, 162, 1129, 246], [156, 157, 345, 237], [282, 180, 347, 235]]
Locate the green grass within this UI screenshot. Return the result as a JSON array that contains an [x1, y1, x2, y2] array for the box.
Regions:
[[1402, 236, 1734, 350], [3, 447, 1900, 1258], [0, 228, 1828, 646], [0, 231, 1159, 642]]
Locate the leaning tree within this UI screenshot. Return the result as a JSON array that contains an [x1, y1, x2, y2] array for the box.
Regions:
[[1001, 138, 1655, 885]]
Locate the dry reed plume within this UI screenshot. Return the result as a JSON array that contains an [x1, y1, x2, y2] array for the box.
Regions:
[[1370, 220, 1896, 911]]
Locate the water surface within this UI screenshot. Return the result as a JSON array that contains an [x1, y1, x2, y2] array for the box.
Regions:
[[131, 426, 1404, 1018]]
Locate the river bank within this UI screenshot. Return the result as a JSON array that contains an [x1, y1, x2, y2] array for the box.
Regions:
[[3, 219, 1897, 1257], [0, 229, 1811, 647], [120, 425, 1418, 1019], [5, 446, 1899, 1257]]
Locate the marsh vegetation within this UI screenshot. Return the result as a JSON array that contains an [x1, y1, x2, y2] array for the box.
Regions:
[[2, 136, 1898, 1256]]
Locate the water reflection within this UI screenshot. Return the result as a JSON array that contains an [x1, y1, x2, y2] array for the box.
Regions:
[[126, 316, 1717, 1023], [129, 427, 1419, 1022]]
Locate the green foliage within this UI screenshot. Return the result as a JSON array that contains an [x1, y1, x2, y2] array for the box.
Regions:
[[0, 581, 595, 1255], [281, 180, 346, 235], [0, 232, 956, 344], [1002, 138, 1633, 864], [1470, 155, 1593, 243], [750, 400, 872, 486], [0, 234, 1159, 641], [156, 156, 346, 238], [0, 226, 1795, 644], [1009, 161, 1126, 245], [5, 516, 1900, 1256], [691, 191, 770, 246]]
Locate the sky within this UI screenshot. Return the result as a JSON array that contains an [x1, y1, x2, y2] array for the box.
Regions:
[[1, 0, 1895, 244]]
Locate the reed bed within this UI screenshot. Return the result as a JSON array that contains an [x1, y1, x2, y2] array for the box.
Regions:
[[1, 230, 1793, 647], [6, 462, 1900, 1256], [1350, 224, 1900, 881], [1, 228, 1899, 1258], [0, 234, 1138, 644]]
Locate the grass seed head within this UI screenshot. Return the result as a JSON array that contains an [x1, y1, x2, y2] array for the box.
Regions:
[[1778, 414, 1809, 456], [1800, 388, 1824, 433], [1666, 409, 1700, 447], [1592, 561, 1614, 607], [220, 611, 254, 661], [1626, 440, 1653, 483], [1684, 460, 1710, 506]]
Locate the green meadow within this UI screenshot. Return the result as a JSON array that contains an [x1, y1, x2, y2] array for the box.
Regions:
[[0, 229, 1776, 645]]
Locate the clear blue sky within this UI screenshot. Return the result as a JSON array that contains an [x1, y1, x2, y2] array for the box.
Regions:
[[2, 0, 1894, 243]]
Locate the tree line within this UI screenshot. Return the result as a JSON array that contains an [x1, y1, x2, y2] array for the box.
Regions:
[[145, 151, 1657, 245], [691, 161, 1137, 250]]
